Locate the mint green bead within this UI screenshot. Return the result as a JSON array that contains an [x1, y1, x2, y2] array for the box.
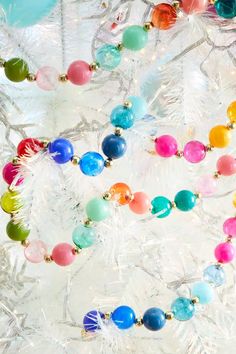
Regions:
[[174, 190, 196, 212], [86, 197, 110, 222], [122, 25, 148, 51], [72, 224, 96, 248], [151, 196, 172, 218], [6, 220, 30, 241], [4, 58, 29, 82]]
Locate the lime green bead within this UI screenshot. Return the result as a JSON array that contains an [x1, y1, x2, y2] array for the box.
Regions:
[[86, 197, 110, 222], [1, 190, 21, 214], [6, 220, 30, 241], [122, 25, 148, 51], [4, 58, 29, 82]]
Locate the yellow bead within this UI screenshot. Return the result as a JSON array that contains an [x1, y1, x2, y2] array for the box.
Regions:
[[233, 193, 236, 208], [209, 125, 231, 148], [0, 190, 21, 214], [227, 101, 236, 123]]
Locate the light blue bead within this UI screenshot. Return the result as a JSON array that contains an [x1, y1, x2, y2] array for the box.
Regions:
[[191, 281, 214, 305], [110, 105, 135, 129], [72, 224, 96, 249], [203, 264, 225, 287], [171, 297, 195, 321], [96, 44, 121, 71], [111, 305, 136, 330], [127, 96, 148, 120], [79, 151, 104, 176]]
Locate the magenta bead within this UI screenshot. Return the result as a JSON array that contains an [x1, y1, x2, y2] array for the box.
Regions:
[[223, 218, 236, 237], [36, 66, 59, 91], [67, 60, 92, 85], [196, 174, 217, 196], [216, 155, 236, 176], [214, 242, 235, 263], [24, 240, 47, 263], [2, 162, 23, 186], [183, 140, 206, 163], [182, 0, 208, 14], [52, 243, 76, 266], [155, 135, 178, 158]]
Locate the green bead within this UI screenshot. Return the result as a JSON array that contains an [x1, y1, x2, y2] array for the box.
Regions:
[[1, 190, 21, 214], [4, 58, 29, 82], [86, 197, 110, 222], [122, 25, 148, 51], [72, 224, 96, 248], [151, 196, 172, 218], [174, 190, 196, 212], [6, 220, 30, 241]]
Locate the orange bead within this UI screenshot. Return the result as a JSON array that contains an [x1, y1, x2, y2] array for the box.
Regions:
[[209, 125, 231, 148], [109, 183, 132, 205], [151, 3, 177, 30], [227, 101, 236, 124]]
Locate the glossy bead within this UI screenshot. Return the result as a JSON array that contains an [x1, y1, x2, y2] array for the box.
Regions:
[[196, 175, 217, 196], [227, 101, 236, 123], [86, 197, 110, 222], [6, 220, 30, 241], [181, 0, 208, 14], [155, 135, 178, 158], [214, 242, 235, 264], [110, 105, 135, 129], [48, 138, 74, 164], [223, 217, 236, 237], [83, 310, 105, 332], [2, 162, 23, 186], [24, 240, 47, 263], [17, 138, 44, 157], [51, 243, 76, 266], [151, 196, 172, 218], [129, 192, 150, 214], [102, 134, 127, 159], [214, 0, 236, 18], [171, 297, 195, 321], [233, 193, 236, 208], [109, 183, 132, 205], [1, 190, 21, 214], [127, 96, 148, 120], [143, 307, 166, 331], [36, 66, 59, 90], [183, 141, 206, 163], [4, 58, 29, 82], [174, 190, 197, 212], [203, 265, 225, 287], [122, 25, 148, 51], [67, 60, 92, 85], [79, 152, 104, 176], [216, 155, 236, 176], [95, 44, 121, 71], [209, 125, 231, 148], [191, 281, 214, 305], [72, 224, 96, 248], [111, 305, 136, 330], [151, 3, 177, 30]]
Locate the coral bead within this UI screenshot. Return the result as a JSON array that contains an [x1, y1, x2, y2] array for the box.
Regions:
[[151, 3, 177, 30], [227, 101, 236, 123], [52, 243, 76, 266], [1, 190, 21, 214], [155, 135, 178, 158], [129, 192, 150, 214], [110, 105, 135, 129], [102, 134, 127, 159], [79, 152, 104, 176], [181, 0, 208, 14], [95, 44, 121, 71], [223, 217, 236, 237], [111, 305, 136, 330], [203, 265, 225, 287], [109, 183, 132, 205], [36, 66, 59, 91], [174, 190, 196, 212], [143, 307, 166, 331], [217, 155, 236, 176], [17, 138, 44, 157], [24, 240, 47, 263], [127, 96, 148, 120], [48, 138, 74, 164], [86, 197, 110, 221], [6, 221, 30, 241], [191, 281, 214, 304], [122, 25, 148, 51], [67, 60, 92, 85], [214, 0, 236, 18], [151, 196, 172, 218], [196, 175, 217, 197], [171, 297, 195, 321], [72, 224, 96, 248], [4, 58, 29, 82], [83, 310, 105, 332], [209, 125, 231, 148], [183, 141, 206, 163], [2, 162, 23, 186], [214, 242, 235, 263]]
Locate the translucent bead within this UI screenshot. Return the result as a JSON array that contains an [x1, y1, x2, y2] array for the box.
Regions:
[[127, 96, 148, 120], [4, 57, 29, 82], [209, 125, 231, 148], [151, 196, 172, 218], [17, 138, 43, 157], [51, 243, 76, 266], [191, 281, 214, 304], [171, 297, 195, 321], [109, 183, 132, 205], [196, 175, 217, 196], [128, 191, 150, 214], [111, 305, 136, 329], [67, 60, 92, 85], [183, 141, 206, 163], [48, 138, 74, 164], [214, 0, 236, 18], [1, 190, 21, 214], [2, 162, 23, 186], [79, 152, 104, 176], [86, 197, 110, 222], [122, 25, 148, 51], [72, 224, 96, 248], [143, 307, 166, 331], [203, 264, 225, 287], [6, 220, 30, 241], [102, 134, 127, 159], [214, 242, 235, 264], [174, 190, 196, 212], [83, 310, 104, 332], [182, 0, 208, 14], [110, 105, 135, 129], [227, 101, 236, 123], [95, 44, 121, 71], [24, 240, 47, 263], [36, 66, 59, 91], [216, 155, 236, 176], [155, 135, 178, 157], [151, 3, 177, 30], [223, 217, 236, 237]]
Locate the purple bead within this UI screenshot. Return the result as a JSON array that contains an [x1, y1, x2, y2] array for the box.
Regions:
[[183, 140, 206, 163], [223, 217, 236, 237], [83, 310, 105, 332]]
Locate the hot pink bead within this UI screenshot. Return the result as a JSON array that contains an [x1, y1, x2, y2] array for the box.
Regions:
[[155, 135, 178, 158], [196, 174, 217, 196], [223, 217, 236, 237], [216, 155, 236, 176], [181, 0, 208, 14], [2, 162, 23, 186], [24, 240, 47, 263], [129, 192, 150, 214], [52, 243, 76, 266], [67, 60, 92, 85], [183, 140, 206, 163], [214, 242, 235, 263], [36, 66, 59, 91]]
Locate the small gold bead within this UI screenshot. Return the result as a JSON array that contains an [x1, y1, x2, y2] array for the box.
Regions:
[[84, 218, 93, 227], [205, 144, 214, 152], [103, 191, 112, 201], [172, 0, 180, 9], [171, 201, 176, 208], [41, 139, 50, 149], [135, 317, 143, 327], [165, 311, 174, 320], [104, 312, 111, 320], [72, 247, 81, 255], [226, 236, 232, 243], [59, 74, 68, 82], [26, 73, 36, 82], [123, 100, 132, 109], [89, 62, 100, 71], [227, 122, 236, 130], [143, 22, 153, 31], [21, 239, 30, 247], [12, 156, 20, 165], [114, 127, 123, 136], [195, 192, 202, 199], [117, 43, 124, 51], [214, 171, 220, 179], [44, 255, 53, 263], [175, 150, 183, 158], [0, 58, 6, 67], [191, 297, 200, 304], [104, 158, 113, 168], [71, 155, 80, 165]]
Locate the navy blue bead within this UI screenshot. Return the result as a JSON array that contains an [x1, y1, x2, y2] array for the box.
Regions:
[[102, 134, 127, 159], [143, 307, 166, 331], [83, 310, 105, 332], [79, 151, 104, 176], [49, 138, 74, 164], [110, 105, 135, 129], [111, 305, 136, 330]]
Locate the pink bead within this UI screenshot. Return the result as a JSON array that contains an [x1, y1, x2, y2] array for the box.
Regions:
[[24, 240, 47, 263], [67, 60, 92, 85], [36, 66, 59, 91], [155, 135, 178, 158], [216, 155, 236, 176], [2, 162, 23, 186], [129, 192, 150, 214], [196, 174, 217, 196], [183, 140, 206, 163], [214, 242, 235, 264], [181, 0, 208, 14], [223, 218, 236, 237], [52, 243, 76, 266]]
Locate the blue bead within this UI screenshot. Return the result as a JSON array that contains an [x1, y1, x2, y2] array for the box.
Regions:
[[191, 281, 214, 305], [95, 44, 122, 71], [83, 310, 104, 332], [48, 138, 74, 164], [127, 96, 148, 120], [79, 151, 104, 176], [111, 305, 136, 330], [203, 264, 225, 287], [102, 134, 127, 159], [72, 224, 96, 249], [143, 307, 166, 331], [171, 297, 195, 321], [214, 0, 236, 19], [110, 105, 135, 129]]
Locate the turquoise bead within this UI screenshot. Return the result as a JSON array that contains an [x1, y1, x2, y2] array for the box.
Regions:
[[122, 25, 148, 51], [95, 44, 121, 71], [110, 105, 135, 129], [86, 197, 110, 222], [127, 96, 148, 120], [214, 0, 236, 19], [151, 196, 172, 218], [191, 281, 214, 305], [174, 190, 196, 212], [72, 224, 96, 249], [171, 297, 195, 321], [203, 264, 225, 287]]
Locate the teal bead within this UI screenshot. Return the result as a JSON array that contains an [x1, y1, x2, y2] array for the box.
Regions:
[[203, 264, 225, 287], [127, 96, 148, 120], [174, 190, 196, 212], [171, 297, 195, 321], [122, 25, 148, 51], [86, 197, 110, 222], [72, 224, 96, 249], [214, 0, 236, 19], [191, 281, 214, 305], [151, 196, 172, 218], [95, 44, 121, 71], [110, 105, 135, 129]]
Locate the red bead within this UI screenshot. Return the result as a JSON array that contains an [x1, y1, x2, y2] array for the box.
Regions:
[[17, 138, 44, 157], [151, 3, 177, 30]]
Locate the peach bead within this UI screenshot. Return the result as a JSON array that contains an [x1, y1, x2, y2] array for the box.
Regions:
[[181, 0, 208, 14], [109, 183, 132, 205], [209, 125, 231, 148], [67, 60, 92, 85], [217, 155, 236, 176], [129, 192, 150, 214], [227, 101, 236, 124], [52, 243, 76, 266]]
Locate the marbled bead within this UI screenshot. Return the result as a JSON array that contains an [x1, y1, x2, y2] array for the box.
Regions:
[[122, 25, 148, 51], [109, 183, 132, 205], [17, 138, 44, 157], [67, 60, 92, 85], [143, 307, 166, 331], [183, 141, 206, 163], [72, 224, 96, 248], [127, 96, 148, 120], [174, 190, 196, 212], [24, 240, 47, 263], [86, 197, 110, 222], [155, 135, 178, 158], [171, 297, 195, 321], [223, 217, 236, 237], [110, 105, 135, 129], [4, 58, 29, 82], [111, 305, 136, 330], [83, 310, 105, 332], [95, 44, 121, 71], [79, 152, 104, 176], [6, 220, 30, 241], [203, 264, 225, 287], [48, 138, 74, 164], [36, 66, 59, 91], [151, 196, 172, 218], [191, 281, 214, 304]]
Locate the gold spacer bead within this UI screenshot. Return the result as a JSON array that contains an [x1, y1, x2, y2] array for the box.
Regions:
[[89, 62, 99, 71], [205, 144, 214, 152], [44, 254, 53, 263], [227, 122, 236, 130], [172, 0, 180, 9], [117, 43, 124, 51], [114, 127, 123, 136], [103, 191, 112, 201], [104, 312, 111, 320], [26, 73, 36, 82], [81, 329, 88, 338], [226, 236, 232, 243], [214, 171, 221, 179], [191, 297, 200, 304], [165, 311, 174, 320], [195, 192, 202, 199], [21, 239, 30, 247], [175, 150, 183, 158], [171, 201, 176, 208], [135, 317, 143, 327], [123, 100, 132, 109], [84, 218, 93, 227], [143, 22, 153, 31], [104, 158, 113, 168], [41, 139, 50, 149], [59, 74, 68, 82], [0, 58, 6, 67], [72, 247, 81, 255], [71, 155, 80, 165], [12, 156, 20, 165]]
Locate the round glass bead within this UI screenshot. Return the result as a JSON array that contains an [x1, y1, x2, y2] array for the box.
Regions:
[[209, 125, 231, 148], [24, 240, 47, 263], [6, 220, 30, 241], [171, 297, 195, 321], [2, 162, 23, 186], [223, 217, 236, 237], [36, 66, 59, 91], [79, 152, 104, 176], [83, 310, 105, 332], [86, 197, 110, 222], [109, 183, 132, 205], [51, 243, 76, 266], [174, 190, 197, 212], [48, 138, 74, 164], [129, 191, 150, 214], [4, 57, 29, 82], [111, 305, 136, 330], [95, 44, 121, 71], [191, 281, 214, 304], [227, 101, 236, 123], [67, 60, 92, 85], [102, 134, 127, 159], [196, 175, 217, 197], [110, 105, 135, 129], [183, 141, 206, 163], [214, 242, 235, 264], [203, 264, 225, 287], [17, 138, 44, 157], [1, 190, 21, 214], [151, 196, 172, 218], [127, 96, 148, 120], [182, 0, 208, 14], [216, 155, 236, 176], [72, 224, 96, 249], [151, 3, 177, 30], [214, 0, 236, 18], [155, 135, 178, 158], [143, 307, 166, 331], [122, 25, 148, 51]]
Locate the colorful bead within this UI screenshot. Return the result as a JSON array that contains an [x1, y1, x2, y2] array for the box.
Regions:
[[196, 175, 217, 197], [83, 310, 105, 332], [0, 190, 21, 214], [223, 217, 236, 237], [191, 281, 214, 305], [111, 305, 136, 330], [17, 138, 44, 157], [72, 224, 96, 248], [143, 307, 166, 331], [216, 155, 236, 176], [67, 60, 92, 85], [214, 0, 236, 18], [203, 264, 225, 287], [227, 101, 236, 123], [174, 190, 197, 212], [154, 135, 178, 158], [6, 221, 30, 241], [151, 196, 172, 218], [4, 58, 29, 82], [214, 242, 235, 264], [171, 297, 195, 321], [127, 96, 148, 120], [122, 25, 148, 51], [181, 0, 208, 14], [79, 152, 104, 176], [110, 105, 135, 129], [2, 162, 23, 186], [24, 240, 47, 263], [209, 125, 231, 148], [51, 243, 76, 266], [95, 44, 121, 71], [183, 141, 206, 163], [36, 66, 59, 91], [48, 138, 74, 164], [102, 134, 127, 159], [86, 197, 110, 222], [109, 183, 132, 205], [129, 192, 150, 214], [151, 3, 177, 30], [233, 193, 236, 208]]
